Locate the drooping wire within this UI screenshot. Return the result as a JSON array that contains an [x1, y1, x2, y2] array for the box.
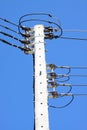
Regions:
[[18, 13, 61, 26], [46, 64, 71, 74], [47, 65, 87, 74], [18, 19, 63, 38], [18, 13, 63, 40], [48, 82, 72, 93], [56, 76, 70, 82], [49, 92, 87, 108], [58, 85, 72, 94], [49, 95, 74, 108]]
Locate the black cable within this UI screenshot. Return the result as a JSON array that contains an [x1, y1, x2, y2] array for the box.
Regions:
[[18, 13, 61, 26], [58, 86, 72, 94], [56, 76, 70, 82], [18, 19, 63, 38], [48, 81, 72, 93], [60, 36, 87, 41], [49, 92, 87, 109], [47, 64, 71, 74], [0, 30, 21, 42], [0, 17, 18, 27], [49, 95, 74, 108], [0, 38, 28, 51], [0, 24, 19, 34], [33, 54, 35, 130]]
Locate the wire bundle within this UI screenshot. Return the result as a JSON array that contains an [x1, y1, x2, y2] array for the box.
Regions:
[[47, 64, 87, 108], [0, 13, 87, 108]]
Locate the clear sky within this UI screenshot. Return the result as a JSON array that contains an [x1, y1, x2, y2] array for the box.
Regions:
[[0, 0, 87, 130]]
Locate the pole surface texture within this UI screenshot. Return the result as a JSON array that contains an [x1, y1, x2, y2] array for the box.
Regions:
[[34, 25, 50, 130]]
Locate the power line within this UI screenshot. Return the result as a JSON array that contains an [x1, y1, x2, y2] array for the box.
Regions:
[[49, 93, 87, 108], [47, 64, 87, 70], [0, 30, 21, 42], [60, 93, 87, 96], [0, 38, 30, 51], [49, 95, 74, 108], [60, 36, 87, 41], [63, 29, 87, 32], [0, 17, 18, 27], [0, 24, 19, 34]]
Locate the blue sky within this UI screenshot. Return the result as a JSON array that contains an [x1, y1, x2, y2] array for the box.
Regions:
[[0, 0, 87, 130]]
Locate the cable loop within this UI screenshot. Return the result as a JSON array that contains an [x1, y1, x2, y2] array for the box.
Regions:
[[49, 95, 74, 108], [18, 13, 63, 39]]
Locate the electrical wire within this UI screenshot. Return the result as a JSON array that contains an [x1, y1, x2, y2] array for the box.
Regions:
[[49, 92, 87, 108], [55, 66, 87, 69], [48, 65, 87, 74], [0, 24, 19, 34], [57, 83, 87, 87], [60, 93, 87, 96], [0, 30, 21, 42], [60, 36, 87, 41], [56, 76, 70, 82], [49, 95, 74, 108], [56, 74, 87, 78], [18, 19, 63, 38], [48, 82, 72, 93], [0, 17, 18, 27], [47, 64, 71, 74], [58, 86, 72, 94], [18, 13, 61, 26], [48, 83, 87, 87], [63, 29, 87, 32], [70, 66, 87, 69], [0, 38, 28, 51], [69, 84, 87, 86]]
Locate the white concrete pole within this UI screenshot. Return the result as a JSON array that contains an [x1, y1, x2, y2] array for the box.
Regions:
[[34, 25, 50, 130]]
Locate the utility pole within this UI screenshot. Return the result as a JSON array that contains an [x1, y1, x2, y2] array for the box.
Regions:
[[34, 25, 50, 130], [2, 13, 87, 130]]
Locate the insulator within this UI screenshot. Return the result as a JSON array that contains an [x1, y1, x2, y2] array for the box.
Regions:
[[21, 33, 31, 37], [24, 47, 33, 54], [48, 72, 57, 79], [53, 28, 59, 32], [44, 26, 53, 32], [49, 91, 59, 98], [20, 26, 31, 31], [48, 81, 58, 88], [45, 33, 59, 39], [45, 33, 54, 39], [47, 64, 57, 70], [20, 40, 30, 44]]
